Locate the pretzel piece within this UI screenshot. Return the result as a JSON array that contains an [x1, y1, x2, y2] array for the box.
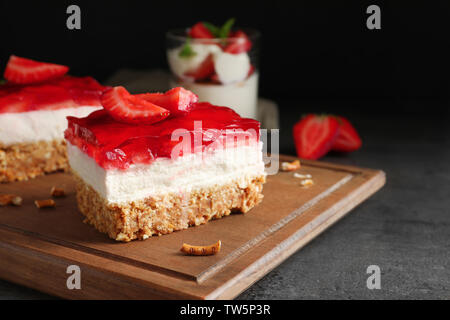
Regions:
[[180, 240, 221, 256], [50, 186, 65, 197], [34, 199, 56, 209], [0, 194, 22, 206], [281, 160, 301, 172]]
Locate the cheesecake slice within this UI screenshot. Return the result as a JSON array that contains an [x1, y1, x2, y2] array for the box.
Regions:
[[0, 56, 107, 182], [65, 87, 265, 241]]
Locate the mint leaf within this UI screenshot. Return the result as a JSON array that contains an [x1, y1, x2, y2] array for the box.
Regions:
[[179, 37, 197, 58], [219, 18, 235, 39], [202, 22, 220, 37], [201, 19, 236, 39]]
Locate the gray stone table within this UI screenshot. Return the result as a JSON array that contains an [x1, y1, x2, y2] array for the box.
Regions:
[[1, 107, 449, 300]]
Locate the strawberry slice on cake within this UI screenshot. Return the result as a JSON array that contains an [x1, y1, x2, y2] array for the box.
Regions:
[[136, 86, 199, 115], [101, 86, 171, 124], [0, 55, 108, 182], [65, 86, 266, 242]]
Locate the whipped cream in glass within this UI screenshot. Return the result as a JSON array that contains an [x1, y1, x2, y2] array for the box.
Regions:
[[166, 29, 260, 119]]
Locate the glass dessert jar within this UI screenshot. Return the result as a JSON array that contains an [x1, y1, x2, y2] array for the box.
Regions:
[[166, 28, 260, 119]]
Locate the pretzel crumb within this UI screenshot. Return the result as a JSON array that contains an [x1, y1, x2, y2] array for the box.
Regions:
[[281, 160, 301, 172], [0, 194, 13, 206], [180, 240, 221, 256], [300, 179, 314, 187], [11, 196, 23, 206], [0, 194, 22, 206], [293, 173, 312, 179], [34, 199, 56, 209], [50, 186, 65, 197]]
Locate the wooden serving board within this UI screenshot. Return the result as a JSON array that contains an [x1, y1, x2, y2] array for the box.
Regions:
[[0, 156, 385, 299]]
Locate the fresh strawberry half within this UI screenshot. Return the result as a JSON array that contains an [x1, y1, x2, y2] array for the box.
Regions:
[[293, 114, 340, 160], [184, 54, 215, 80], [101, 86, 170, 124], [4, 55, 69, 84], [188, 22, 214, 39], [225, 30, 252, 54], [136, 87, 198, 116], [332, 116, 362, 152]]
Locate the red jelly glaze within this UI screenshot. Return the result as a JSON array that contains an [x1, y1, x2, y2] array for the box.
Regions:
[[65, 102, 261, 170], [0, 76, 108, 114]]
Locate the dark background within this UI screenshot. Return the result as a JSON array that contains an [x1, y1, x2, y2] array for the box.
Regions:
[[0, 0, 449, 154], [1, 1, 448, 101]]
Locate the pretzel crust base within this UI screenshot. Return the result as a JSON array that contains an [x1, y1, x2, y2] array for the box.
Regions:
[[0, 140, 68, 183], [73, 172, 265, 242]]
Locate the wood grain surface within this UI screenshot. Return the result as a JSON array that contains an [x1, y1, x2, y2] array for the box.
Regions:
[[0, 156, 385, 299]]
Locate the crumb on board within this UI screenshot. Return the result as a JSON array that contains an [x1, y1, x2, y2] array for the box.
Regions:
[[299, 179, 314, 187], [293, 173, 312, 179], [50, 186, 66, 197], [34, 199, 56, 209], [281, 160, 301, 172], [0, 194, 22, 207], [11, 195, 22, 206]]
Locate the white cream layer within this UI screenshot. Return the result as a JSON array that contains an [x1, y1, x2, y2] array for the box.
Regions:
[[0, 106, 101, 146], [67, 141, 265, 204]]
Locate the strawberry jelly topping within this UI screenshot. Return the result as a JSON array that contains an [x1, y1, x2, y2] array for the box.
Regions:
[[65, 102, 261, 170], [0, 76, 108, 114]]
